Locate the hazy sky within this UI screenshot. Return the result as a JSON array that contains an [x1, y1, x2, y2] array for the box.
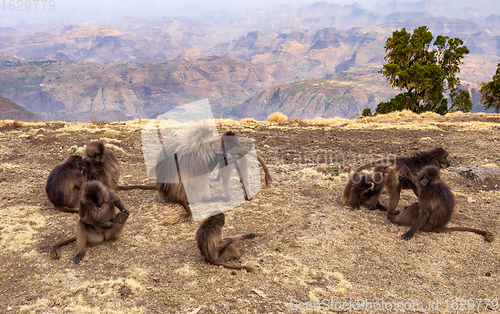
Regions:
[[1, 0, 499, 26]]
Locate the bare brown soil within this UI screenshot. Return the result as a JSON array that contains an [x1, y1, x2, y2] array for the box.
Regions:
[[0, 113, 498, 313]]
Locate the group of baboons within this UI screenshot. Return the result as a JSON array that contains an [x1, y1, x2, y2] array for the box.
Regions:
[[343, 147, 494, 242], [46, 125, 271, 271], [45, 125, 493, 271]]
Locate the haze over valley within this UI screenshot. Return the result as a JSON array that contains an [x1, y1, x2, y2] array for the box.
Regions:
[[1, 0, 500, 121]]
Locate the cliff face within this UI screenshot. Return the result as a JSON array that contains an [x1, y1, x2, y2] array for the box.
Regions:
[[231, 78, 397, 120], [0, 58, 295, 122]]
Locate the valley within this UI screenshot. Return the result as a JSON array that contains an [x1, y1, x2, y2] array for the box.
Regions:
[[1, 1, 500, 121]]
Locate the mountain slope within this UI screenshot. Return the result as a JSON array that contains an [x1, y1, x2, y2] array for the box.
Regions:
[[0, 97, 43, 121], [0, 57, 295, 121], [231, 77, 397, 120]]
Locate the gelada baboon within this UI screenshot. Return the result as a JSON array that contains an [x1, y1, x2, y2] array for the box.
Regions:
[[389, 166, 494, 242], [49, 181, 130, 263], [45, 155, 84, 213], [195, 212, 259, 273], [348, 147, 450, 215], [342, 170, 388, 210], [156, 126, 272, 225], [83, 141, 120, 190]]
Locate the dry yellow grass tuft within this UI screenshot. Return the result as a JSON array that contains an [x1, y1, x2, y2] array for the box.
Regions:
[[63, 123, 101, 133], [267, 112, 288, 123], [105, 143, 126, 155], [20, 298, 51, 312], [99, 137, 122, 144], [0, 163, 20, 169], [130, 268, 147, 280], [419, 111, 440, 118], [299, 168, 329, 181], [240, 118, 258, 124], [174, 264, 198, 277], [308, 271, 352, 302], [378, 109, 416, 119], [216, 118, 239, 127], [19, 267, 149, 313], [306, 117, 353, 127], [445, 111, 465, 117], [358, 109, 450, 121], [452, 121, 496, 131]]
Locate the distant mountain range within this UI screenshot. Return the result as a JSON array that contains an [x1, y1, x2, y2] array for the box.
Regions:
[[1, 1, 499, 121], [0, 57, 295, 121]]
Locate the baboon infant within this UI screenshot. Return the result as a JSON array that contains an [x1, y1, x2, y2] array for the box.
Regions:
[[343, 170, 389, 210], [195, 212, 259, 273]]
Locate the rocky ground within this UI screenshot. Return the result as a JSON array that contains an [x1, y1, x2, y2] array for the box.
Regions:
[[0, 111, 498, 313]]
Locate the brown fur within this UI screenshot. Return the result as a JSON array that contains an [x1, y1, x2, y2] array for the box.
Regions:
[[157, 128, 272, 225], [343, 170, 388, 210], [388, 166, 494, 242], [195, 212, 259, 273], [49, 181, 130, 263], [45, 155, 84, 213], [83, 141, 120, 190], [348, 147, 450, 214]]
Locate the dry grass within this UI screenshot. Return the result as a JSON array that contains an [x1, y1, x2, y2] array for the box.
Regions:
[[0, 205, 46, 253], [267, 112, 288, 123], [419, 111, 441, 118], [0, 114, 499, 313], [240, 118, 258, 124]]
